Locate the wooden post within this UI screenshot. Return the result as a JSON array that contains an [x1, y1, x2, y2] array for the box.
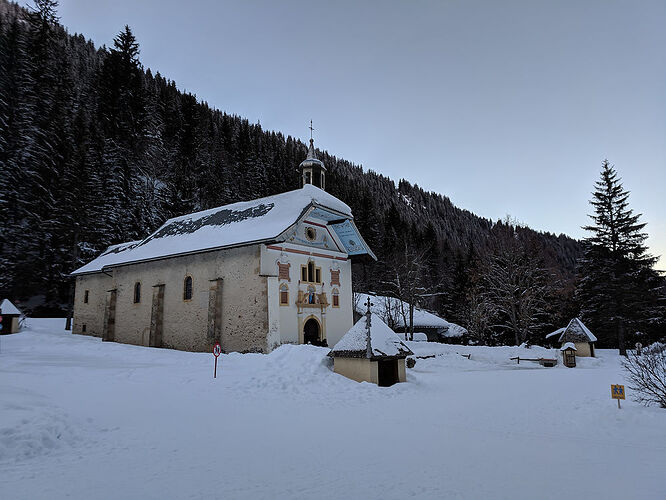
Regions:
[[365, 297, 373, 359]]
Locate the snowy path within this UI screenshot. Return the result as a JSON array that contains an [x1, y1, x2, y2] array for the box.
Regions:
[[1, 320, 665, 499]]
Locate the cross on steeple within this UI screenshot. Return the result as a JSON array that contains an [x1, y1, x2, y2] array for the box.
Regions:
[[365, 296, 373, 358], [299, 120, 326, 190]]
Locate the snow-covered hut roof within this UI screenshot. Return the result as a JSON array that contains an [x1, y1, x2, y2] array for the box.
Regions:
[[72, 185, 375, 275], [354, 293, 461, 332], [560, 342, 577, 351], [442, 323, 468, 338], [0, 299, 21, 315], [558, 318, 597, 343], [545, 327, 566, 340], [330, 312, 413, 359]]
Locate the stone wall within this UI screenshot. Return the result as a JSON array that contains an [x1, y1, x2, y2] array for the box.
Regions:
[[333, 357, 378, 384], [573, 342, 593, 357], [75, 245, 270, 352], [73, 273, 111, 337]]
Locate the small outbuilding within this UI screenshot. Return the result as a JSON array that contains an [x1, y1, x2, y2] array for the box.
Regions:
[[354, 292, 467, 344], [329, 302, 413, 387], [546, 318, 596, 357], [561, 342, 577, 367], [0, 299, 23, 334]]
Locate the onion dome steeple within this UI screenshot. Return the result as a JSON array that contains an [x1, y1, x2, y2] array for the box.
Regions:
[[300, 120, 326, 190]]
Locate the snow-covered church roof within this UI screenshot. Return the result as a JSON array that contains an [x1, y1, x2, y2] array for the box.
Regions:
[[547, 318, 597, 343], [72, 185, 375, 275], [330, 312, 413, 359], [71, 240, 142, 276]]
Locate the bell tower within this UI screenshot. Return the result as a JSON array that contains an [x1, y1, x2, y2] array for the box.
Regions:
[[299, 120, 326, 190]]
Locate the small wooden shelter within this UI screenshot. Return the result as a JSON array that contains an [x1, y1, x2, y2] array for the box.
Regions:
[[546, 318, 596, 357], [561, 342, 577, 368], [329, 299, 413, 387], [0, 299, 22, 334]]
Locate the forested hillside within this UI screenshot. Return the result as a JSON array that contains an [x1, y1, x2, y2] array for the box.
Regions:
[[0, 1, 583, 341]]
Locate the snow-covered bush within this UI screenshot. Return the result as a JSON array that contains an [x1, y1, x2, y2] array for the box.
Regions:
[[622, 343, 666, 408]]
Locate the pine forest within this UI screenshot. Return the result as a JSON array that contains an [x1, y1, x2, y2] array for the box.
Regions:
[[1, 0, 663, 347]]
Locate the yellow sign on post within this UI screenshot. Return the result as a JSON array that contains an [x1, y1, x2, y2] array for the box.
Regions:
[[611, 384, 625, 408]]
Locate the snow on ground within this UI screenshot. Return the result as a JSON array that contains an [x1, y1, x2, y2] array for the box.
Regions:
[[1, 319, 665, 500]]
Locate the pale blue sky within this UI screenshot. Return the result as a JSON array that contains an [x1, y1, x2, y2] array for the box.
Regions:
[[46, 0, 665, 267]]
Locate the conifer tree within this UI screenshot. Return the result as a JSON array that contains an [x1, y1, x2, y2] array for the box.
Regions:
[[576, 160, 663, 355]]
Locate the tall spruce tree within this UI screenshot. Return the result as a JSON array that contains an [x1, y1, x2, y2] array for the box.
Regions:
[[576, 160, 662, 355]]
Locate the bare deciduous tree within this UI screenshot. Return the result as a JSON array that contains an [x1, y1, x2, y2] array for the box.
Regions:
[[622, 343, 666, 408], [476, 244, 553, 346], [465, 290, 495, 345], [380, 243, 432, 341], [380, 295, 403, 331]]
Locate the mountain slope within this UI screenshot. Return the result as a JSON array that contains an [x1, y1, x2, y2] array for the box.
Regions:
[[0, 0, 580, 332]]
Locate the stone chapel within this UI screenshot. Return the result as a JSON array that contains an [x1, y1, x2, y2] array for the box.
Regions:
[[71, 137, 376, 352]]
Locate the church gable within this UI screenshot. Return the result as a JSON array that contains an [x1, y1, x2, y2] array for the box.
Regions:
[[275, 207, 376, 260], [280, 219, 344, 252]]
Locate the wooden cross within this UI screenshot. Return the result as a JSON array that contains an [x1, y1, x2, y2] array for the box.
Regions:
[[365, 296, 373, 358]]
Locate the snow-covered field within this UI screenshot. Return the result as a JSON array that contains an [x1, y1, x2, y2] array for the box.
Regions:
[[1, 320, 665, 500]]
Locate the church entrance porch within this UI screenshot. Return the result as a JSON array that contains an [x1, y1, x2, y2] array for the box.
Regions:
[[303, 317, 327, 346], [303, 318, 320, 344]]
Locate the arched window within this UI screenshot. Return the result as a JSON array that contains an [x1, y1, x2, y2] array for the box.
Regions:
[[279, 283, 289, 306], [183, 276, 193, 301], [133, 282, 141, 304], [301, 260, 321, 284], [332, 288, 340, 308], [307, 261, 315, 282]]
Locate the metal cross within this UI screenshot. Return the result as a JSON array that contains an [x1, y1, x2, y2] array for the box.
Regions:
[[309, 120, 314, 140]]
